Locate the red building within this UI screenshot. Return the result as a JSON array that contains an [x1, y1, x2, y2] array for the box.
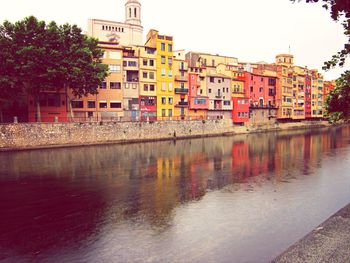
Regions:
[[244, 71, 277, 107], [232, 97, 249, 123], [188, 71, 209, 113], [139, 96, 157, 121], [28, 91, 68, 122], [232, 71, 250, 124]]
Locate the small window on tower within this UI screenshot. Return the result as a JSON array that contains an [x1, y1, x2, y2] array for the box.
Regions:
[[134, 8, 137, 18], [129, 8, 131, 17]]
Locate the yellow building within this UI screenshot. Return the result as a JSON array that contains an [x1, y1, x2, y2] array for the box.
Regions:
[[145, 29, 174, 120], [135, 45, 157, 120], [173, 50, 189, 119], [275, 54, 294, 119]]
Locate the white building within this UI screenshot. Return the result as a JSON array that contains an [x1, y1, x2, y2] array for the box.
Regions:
[[87, 0, 143, 46]]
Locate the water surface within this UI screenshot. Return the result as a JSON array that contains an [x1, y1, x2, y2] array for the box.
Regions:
[[0, 125, 350, 263]]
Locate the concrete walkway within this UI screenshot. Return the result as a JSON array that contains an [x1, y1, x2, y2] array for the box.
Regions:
[[272, 203, 350, 263]]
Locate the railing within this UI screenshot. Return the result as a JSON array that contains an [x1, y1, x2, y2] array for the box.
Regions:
[[250, 105, 277, 109], [124, 82, 139, 89], [174, 88, 189, 94], [215, 95, 222, 99], [175, 101, 189, 107]]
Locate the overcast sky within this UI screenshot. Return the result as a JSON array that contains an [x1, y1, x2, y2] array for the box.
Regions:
[[1, 0, 348, 80]]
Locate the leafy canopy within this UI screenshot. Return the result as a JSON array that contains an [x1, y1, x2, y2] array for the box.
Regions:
[[0, 16, 109, 102]]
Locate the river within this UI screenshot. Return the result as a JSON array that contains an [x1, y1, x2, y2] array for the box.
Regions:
[[0, 125, 349, 263]]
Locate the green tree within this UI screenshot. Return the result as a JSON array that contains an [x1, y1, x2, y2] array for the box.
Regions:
[[0, 16, 108, 122], [292, 0, 350, 120]]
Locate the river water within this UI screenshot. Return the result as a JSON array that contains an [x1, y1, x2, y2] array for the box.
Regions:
[[0, 125, 349, 263]]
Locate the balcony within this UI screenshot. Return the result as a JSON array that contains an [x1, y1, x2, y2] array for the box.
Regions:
[[175, 75, 188, 82], [175, 101, 189, 107], [215, 94, 223, 99], [174, 88, 189, 94]]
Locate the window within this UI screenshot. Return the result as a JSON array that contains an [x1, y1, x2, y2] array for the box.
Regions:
[[144, 84, 149, 91], [250, 86, 253, 92], [168, 69, 173, 77], [162, 97, 166, 105], [226, 88, 229, 93], [259, 87, 263, 93], [46, 94, 60, 107], [218, 79, 221, 84], [134, 7, 137, 17], [110, 82, 121, 89], [161, 56, 166, 64], [143, 72, 148, 78], [110, 102, 121, 108], [149, 72, 155, 79], [128, 61, 137, 67], [168, 83, 173, 91], [168, 44, 173, 52], [109, 64, 121, 73], [261, 77, 264, 82], [88, 101, 96, 108], [224, 101, 231, 106], [99, 101, 107, 108], [194, 98, 206, 105], [210, 77, 215, 83], [143, 59, 148, 66], [209, 89, 212, 93], [161, 68, 166, 76], [162, 109, 166, 117], [150, 60, 154, 66], [150, 84, 155, 91], [168, 57, 173, 65], [161, 43, 165, 51], [161, 83, 166, 91], [168, 97, 173, 105], [100, 82, 107, 89], [72, 100, 84, 109], [168, 109, 172, 117]]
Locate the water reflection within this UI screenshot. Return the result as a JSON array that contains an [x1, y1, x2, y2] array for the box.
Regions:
[[0, 125, 349, 262]]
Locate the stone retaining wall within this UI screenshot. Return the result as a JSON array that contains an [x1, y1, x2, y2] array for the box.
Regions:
[[0, 120, 329, 150]]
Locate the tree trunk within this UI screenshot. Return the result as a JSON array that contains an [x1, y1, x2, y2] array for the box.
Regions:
[[67, 97, 74, 122], [0, 108, 3, 123], [36, 101, 41, 122]]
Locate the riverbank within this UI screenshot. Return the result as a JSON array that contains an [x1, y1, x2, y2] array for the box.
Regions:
[[272, 203, 350, 263], [0, 119, 332, 151]]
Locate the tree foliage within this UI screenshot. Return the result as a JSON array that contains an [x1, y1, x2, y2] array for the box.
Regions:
[[292, 0, 350, 120], [0, 16, 109, 121]]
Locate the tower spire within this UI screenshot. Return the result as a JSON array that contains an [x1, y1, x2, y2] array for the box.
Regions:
[[125, 0, 141, 26]]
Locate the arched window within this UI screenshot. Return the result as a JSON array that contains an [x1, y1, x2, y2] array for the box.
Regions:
[[129, 8, 131, 17], [134, 8, 137, 17]]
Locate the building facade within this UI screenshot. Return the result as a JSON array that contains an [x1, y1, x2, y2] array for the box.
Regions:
[[87, 0, 143, 46]]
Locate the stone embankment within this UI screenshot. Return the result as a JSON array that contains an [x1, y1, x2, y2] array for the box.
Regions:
[[0, 120, 329, 151], [272, 203, 350, 263]]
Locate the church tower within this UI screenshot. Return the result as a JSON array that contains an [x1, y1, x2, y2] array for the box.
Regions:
[[125, 0, 141, 26]]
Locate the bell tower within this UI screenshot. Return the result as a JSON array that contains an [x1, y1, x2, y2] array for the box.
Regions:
[[125, 0, 141, 26]]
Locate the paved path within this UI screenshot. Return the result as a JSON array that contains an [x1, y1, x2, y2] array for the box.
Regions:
[[272, 203, 350, 263]]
